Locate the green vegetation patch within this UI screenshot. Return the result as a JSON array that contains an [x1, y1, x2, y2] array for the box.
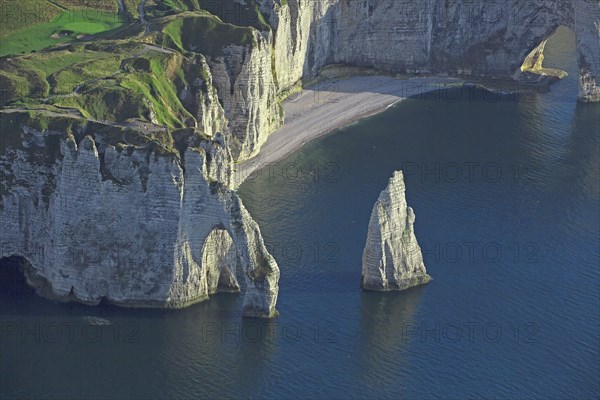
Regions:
[[160, 12, 257, 57], [147, 1, 270, 31], [0, 0, 63, 38], [115, 53, 195, 127], [54, 0, 119, 12], [50, 57, 123, 94], [0, 70, 31, 103], [144, 0, 201, 18], [0, 43, 137, 103], [51, 81, 150, 123], [0, 9, 126, 57], [1, 37, 199, 129], [122, 0, 141, 19]]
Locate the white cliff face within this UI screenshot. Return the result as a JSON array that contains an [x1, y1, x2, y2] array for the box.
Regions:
[[266, 0, 599, 90], [263, 0, 339, 88], [0, 116, 278, 317], [362, 171, 431, 291], [171, 0, 599, 165], [203, 0, 599, 161], [207, 31, 283, 161], [183, 55, 230, 137], [1, 0, 598, 316]]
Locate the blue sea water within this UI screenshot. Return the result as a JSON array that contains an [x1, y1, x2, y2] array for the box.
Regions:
[[1, 27, 598, 399]]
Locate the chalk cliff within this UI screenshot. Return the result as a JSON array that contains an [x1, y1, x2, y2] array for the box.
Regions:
[[191, 0, 600, 161], [362, 171, 431, 291], [261, 0, 600, 102], [0, 112, 278, 317], [1, 0, 598, 315]]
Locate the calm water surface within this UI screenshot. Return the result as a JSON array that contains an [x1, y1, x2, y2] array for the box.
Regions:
[[1, 28, 598, 399]]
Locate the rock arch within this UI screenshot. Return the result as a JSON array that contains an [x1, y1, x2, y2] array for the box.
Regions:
[[519, 25, 574, 81], [0, 129, 279, 318], [200, 227, 240, 295], [167, 148, 279, 317], [285, 0, 600, 102]]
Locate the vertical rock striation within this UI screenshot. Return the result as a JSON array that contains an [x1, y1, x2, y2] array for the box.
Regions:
[[2, 0, 598, 315], [207, 32, 282, 161], [573, 0, 600, 102], [154, 0, 600, 166], [0, 113, 278, 317], [261, 0, 600, 103], [362, 171, 431, 291], [192, 0, 600, 162]]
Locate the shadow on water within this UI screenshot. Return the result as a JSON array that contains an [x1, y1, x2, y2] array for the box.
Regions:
[[0, 255, 244, 319]]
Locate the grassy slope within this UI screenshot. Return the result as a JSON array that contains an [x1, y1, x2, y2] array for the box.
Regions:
[[52, 49, 196, 128], [0, 39, 198, 128], [0, 0, 63, 38], [117, 55, 195, 127], [1, 43, 131, 103], [146, 0, 270, 31], [1, 9, 126, 57], [0, 1, 131, 38], [160, 12, 256, 57], [1, 1, 274, 131], [54, 0, 118, 12], [55, 0, 141, 19], [122, 0, 140, 19]]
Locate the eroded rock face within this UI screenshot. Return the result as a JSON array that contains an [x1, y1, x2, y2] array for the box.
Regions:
[[201, 228, 240, 294], [192, 0, 599, 164], [0, 116, 278, 317], [1, 0, 597, 317], [362, 171, 431, 291], [267, 0, 599, 99], [573, 0, 600, 102], [169, 0, 599, 165], [207, 32, 283, 161]]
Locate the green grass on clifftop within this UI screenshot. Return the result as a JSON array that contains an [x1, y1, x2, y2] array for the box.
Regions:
[[146, 0, 270, 31], [0, 0, 63, 38], [1, 42, 135, 102], [54, 0, 119, 12], [160, 12, 257, 57], [1, 39, 197, 129], [1, 9, 126, 57], [56, 0, 141, 19], [0, 2, 276, 131]]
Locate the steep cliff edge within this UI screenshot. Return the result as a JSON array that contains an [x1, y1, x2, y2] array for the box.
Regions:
[[362, 171, 431, 291], [261, 0, 600, 102], [155, 12, 283, 161], [2, 1, 598, 162], [1, 0, 598, 314], [0, 111, 279, 317]]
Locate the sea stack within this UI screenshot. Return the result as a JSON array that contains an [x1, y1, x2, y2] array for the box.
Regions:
[[361, 171, 431, 291]]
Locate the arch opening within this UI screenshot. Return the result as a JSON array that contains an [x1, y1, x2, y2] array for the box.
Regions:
[[200, 227, 242, 295], [519, 26, 576, 85]]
